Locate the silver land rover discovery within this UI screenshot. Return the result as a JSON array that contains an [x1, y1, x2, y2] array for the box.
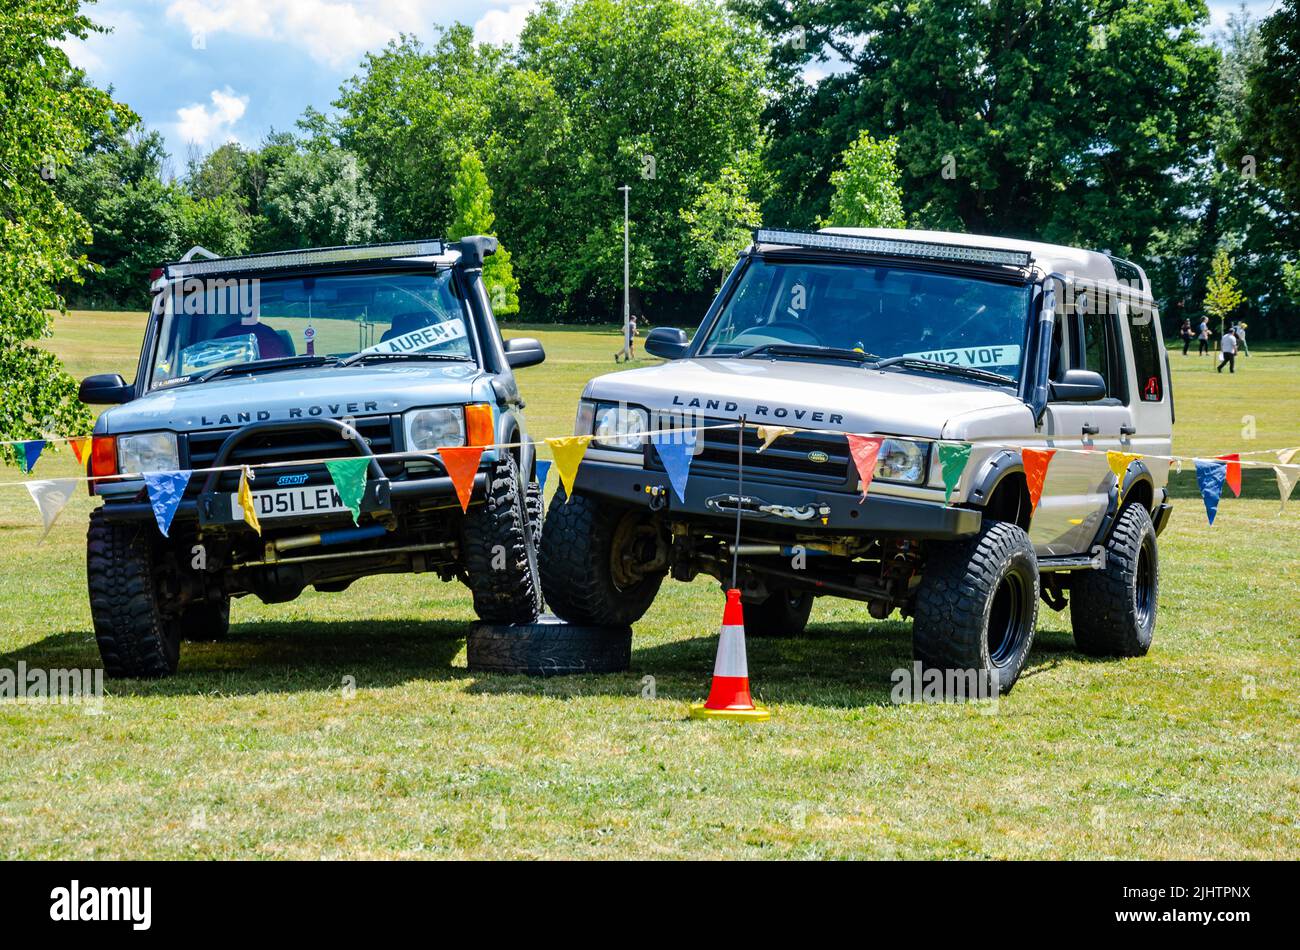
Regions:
[[540, 228, 1174, 693]]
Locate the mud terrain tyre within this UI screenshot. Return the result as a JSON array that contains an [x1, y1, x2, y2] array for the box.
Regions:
[[913, 519, 1039, 695], [745, 589, 814, 637], [540, 488, 664, 626], [1070, 503, 1158, 657], [525, 477, 543, 545], [87, 509, 181, 678], [467, 615, 632, 676], [460, 453, 542, 624]]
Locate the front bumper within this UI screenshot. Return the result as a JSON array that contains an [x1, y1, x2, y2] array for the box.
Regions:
[[98, 417, 489, 530], [97, 473, 488, 527], [573, 460, 981, 540]]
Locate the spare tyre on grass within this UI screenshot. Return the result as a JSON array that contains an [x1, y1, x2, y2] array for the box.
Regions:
[[467, 614, 632, 676]]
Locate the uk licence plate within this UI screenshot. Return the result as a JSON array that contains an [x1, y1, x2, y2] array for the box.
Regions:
[[230, 485, 347, 520]]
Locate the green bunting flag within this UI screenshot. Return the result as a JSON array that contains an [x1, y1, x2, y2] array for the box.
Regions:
[[324, 457, 370, 525], [937, 442, 972, 505]]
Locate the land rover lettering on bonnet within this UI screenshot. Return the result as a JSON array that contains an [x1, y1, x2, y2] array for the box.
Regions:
[[80, 237, 547, 678], [540, 227, 1173, 694]]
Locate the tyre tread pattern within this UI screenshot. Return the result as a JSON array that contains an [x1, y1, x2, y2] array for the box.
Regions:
[[460, 455, 542, 624], [86, 509, 179, 677], [1070, 504, 1157, 657]]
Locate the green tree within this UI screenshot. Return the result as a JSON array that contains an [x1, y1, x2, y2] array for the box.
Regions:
[[739, 0, 1217, 265], [680, 164, 762, 288], [448, 151, 519, 315], [820, 131, 906, 229], [509, 0, 769, 319], [1242, 0, 1300, 219], [332, 27, 506, 240], [58, 128, 181, 308], [1204, 250, 1247, 334], [176, 194, 250, 257], [262, 148, 379, 248], [1, 0, 129, 458]]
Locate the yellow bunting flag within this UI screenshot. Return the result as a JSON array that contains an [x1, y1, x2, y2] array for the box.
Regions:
[[756, 425, 795, 453], [1276, 448, 1299, 515], [69, 437, 91, 470], [546, 435, 592, 502], [1106, 451, 1142, 503], [237, 465, 261, 536]]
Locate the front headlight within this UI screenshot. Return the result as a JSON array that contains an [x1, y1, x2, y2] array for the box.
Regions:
[[404, 407, 465, 451], [593, 402, 649, 450], [874, 438, 928, 484], [118, 431, 179, 475]]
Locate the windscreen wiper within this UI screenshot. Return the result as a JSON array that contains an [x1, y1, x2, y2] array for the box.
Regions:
[[736, 342, 880, 363], [193, 355, 336, 385], [873, 355, 1015, 385], [337, 351, 472, 367]]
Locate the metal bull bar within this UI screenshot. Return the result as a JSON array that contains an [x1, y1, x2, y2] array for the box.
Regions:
[[196, 418, 392, 527]]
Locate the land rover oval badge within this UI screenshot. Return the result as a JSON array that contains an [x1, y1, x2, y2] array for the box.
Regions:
[[807, 450, 830, 464]]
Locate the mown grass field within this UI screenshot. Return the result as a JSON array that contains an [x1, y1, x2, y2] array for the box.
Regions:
[[1, 310, 1297, 859]]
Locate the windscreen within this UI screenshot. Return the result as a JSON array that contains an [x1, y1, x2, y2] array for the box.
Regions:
[[698, 260, 1033, 381], [150, 270, 472, 387]]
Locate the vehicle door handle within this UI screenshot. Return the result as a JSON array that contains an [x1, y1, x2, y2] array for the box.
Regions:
[[1081, 423, 1100, 436], [1120, 424, 1136, 436]]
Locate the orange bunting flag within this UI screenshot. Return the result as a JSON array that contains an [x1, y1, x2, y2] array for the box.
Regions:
[[439, 446, 484, 513], [1216, 453, 1242, 497], [845, 435, 883, 500], [1022, 448, 1056, 511], [237, 465, 261, 536], [546, 435, 592, 502], [1106, 451, 1142, 503], [69, 437, 91, 469]]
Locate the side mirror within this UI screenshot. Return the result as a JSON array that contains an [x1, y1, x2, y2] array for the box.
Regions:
[[645, 326, 689, 360], [504, 337, 545, 369], [1048, 369, 1107, 403], [79, 373, 132, 405]]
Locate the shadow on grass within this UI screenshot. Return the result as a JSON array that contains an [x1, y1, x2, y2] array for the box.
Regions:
[[4, 614, 1118, 707], [464, 615, 1113, 709], [0, 619, 469, 698]]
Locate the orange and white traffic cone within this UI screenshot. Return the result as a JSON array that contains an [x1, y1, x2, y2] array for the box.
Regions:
[[689, 588, 770, 722]]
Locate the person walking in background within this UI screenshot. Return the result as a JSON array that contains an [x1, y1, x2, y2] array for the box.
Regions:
[[1180, 319, 1193, 355], [1197, 316, 1211, 355], [1236, 320, 1250, 356], [1217, 325, 1238, 374], [614, 313, 638, 363]]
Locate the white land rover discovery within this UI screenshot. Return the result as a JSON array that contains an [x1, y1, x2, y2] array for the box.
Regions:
[[539, 228, 1174, 693]]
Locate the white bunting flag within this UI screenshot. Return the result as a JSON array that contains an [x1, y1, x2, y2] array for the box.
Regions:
[[25, 478, 79, 541]]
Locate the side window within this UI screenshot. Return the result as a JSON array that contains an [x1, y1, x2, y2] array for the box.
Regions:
[[1128, 303, 1164, 402], [1067, 289, 1127, 401]]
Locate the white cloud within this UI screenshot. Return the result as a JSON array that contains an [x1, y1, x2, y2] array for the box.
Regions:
[[175, 87, 249, 146], [473, 3, 537, 47], [165, 0, 458, 68]]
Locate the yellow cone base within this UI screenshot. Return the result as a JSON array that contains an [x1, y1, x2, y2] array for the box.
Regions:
[[688, 701, 770, 722]]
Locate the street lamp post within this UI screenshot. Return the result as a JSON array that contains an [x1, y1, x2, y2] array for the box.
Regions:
[[618, 184, 630, 345]]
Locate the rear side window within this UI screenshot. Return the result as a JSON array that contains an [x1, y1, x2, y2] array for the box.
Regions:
[[1128, 303, 1164, 402]]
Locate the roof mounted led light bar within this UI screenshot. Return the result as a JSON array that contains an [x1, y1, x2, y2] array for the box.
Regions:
[[753, 229, 1033, 268], [164, 239, 446, 279]]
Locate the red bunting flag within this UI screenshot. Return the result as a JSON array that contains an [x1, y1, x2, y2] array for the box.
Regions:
[[69, 437, 90, 469], [439, 446, 484, 512], [1022, 448, 1056, 511], [1216, 454, 1242, 497], [846, 435, 883, 500]]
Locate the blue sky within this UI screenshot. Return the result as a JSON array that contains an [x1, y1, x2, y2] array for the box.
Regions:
[[62, 0, 1281, 171]]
